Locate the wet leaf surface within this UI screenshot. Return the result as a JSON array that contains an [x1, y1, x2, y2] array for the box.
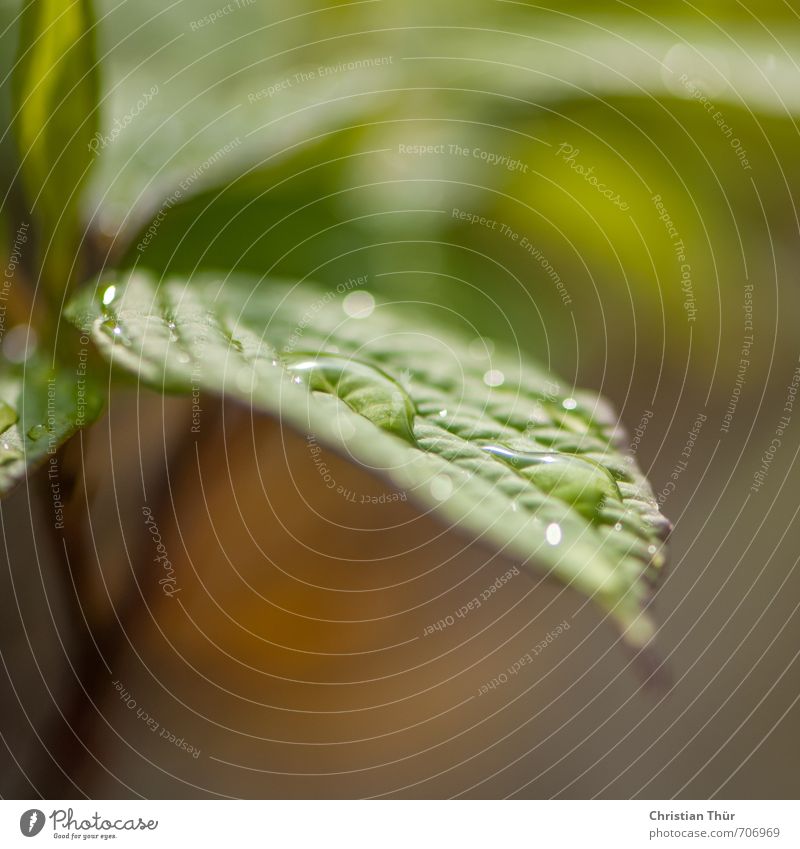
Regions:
[[68, 270, 670, 645]]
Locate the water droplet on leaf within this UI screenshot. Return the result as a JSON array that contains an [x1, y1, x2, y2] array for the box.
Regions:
[[342, 291, 375, 319], [545, 523, 562, 545], [478, 443, 621, 520], [483, 369, 504, 387], [430, 475, 453, 501], [285, 352, 416, 443], [27, 424, 47, 441]]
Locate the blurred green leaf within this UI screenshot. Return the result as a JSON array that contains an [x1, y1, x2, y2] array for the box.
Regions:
[[0, 356, 104, 497], [89, 2, 800, 233], [67, 269, 670, 646], [12, 0, 99, 300], [109, 8, 800, 377]]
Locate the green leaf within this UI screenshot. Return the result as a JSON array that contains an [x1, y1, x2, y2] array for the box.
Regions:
[[0, 356, 104, 497], [96, 14, 800, 241], [12, 0, 99, 299], [67, 270, 670, 647]]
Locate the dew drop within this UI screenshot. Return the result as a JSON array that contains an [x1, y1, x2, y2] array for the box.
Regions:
[[483, 369, 505, 388], [562, 397, 578, 411], [545, 523, 562, 546], [342, 291, 375, 319], [478, 443, 622, 520], [27, 424, 47, 441], [285, 352, 417, 443], [101, 285, 117, 306], [430, 475, 453, 501]]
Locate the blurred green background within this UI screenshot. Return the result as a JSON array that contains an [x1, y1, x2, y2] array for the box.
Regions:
[[2, 0, 800, 798]]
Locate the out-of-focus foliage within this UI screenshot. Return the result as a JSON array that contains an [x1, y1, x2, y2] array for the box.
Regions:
[[12, 0, 99, 298], [82, 0, 800, 389], [0, 1, 19, 244], [0, 0, 104, 494]]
